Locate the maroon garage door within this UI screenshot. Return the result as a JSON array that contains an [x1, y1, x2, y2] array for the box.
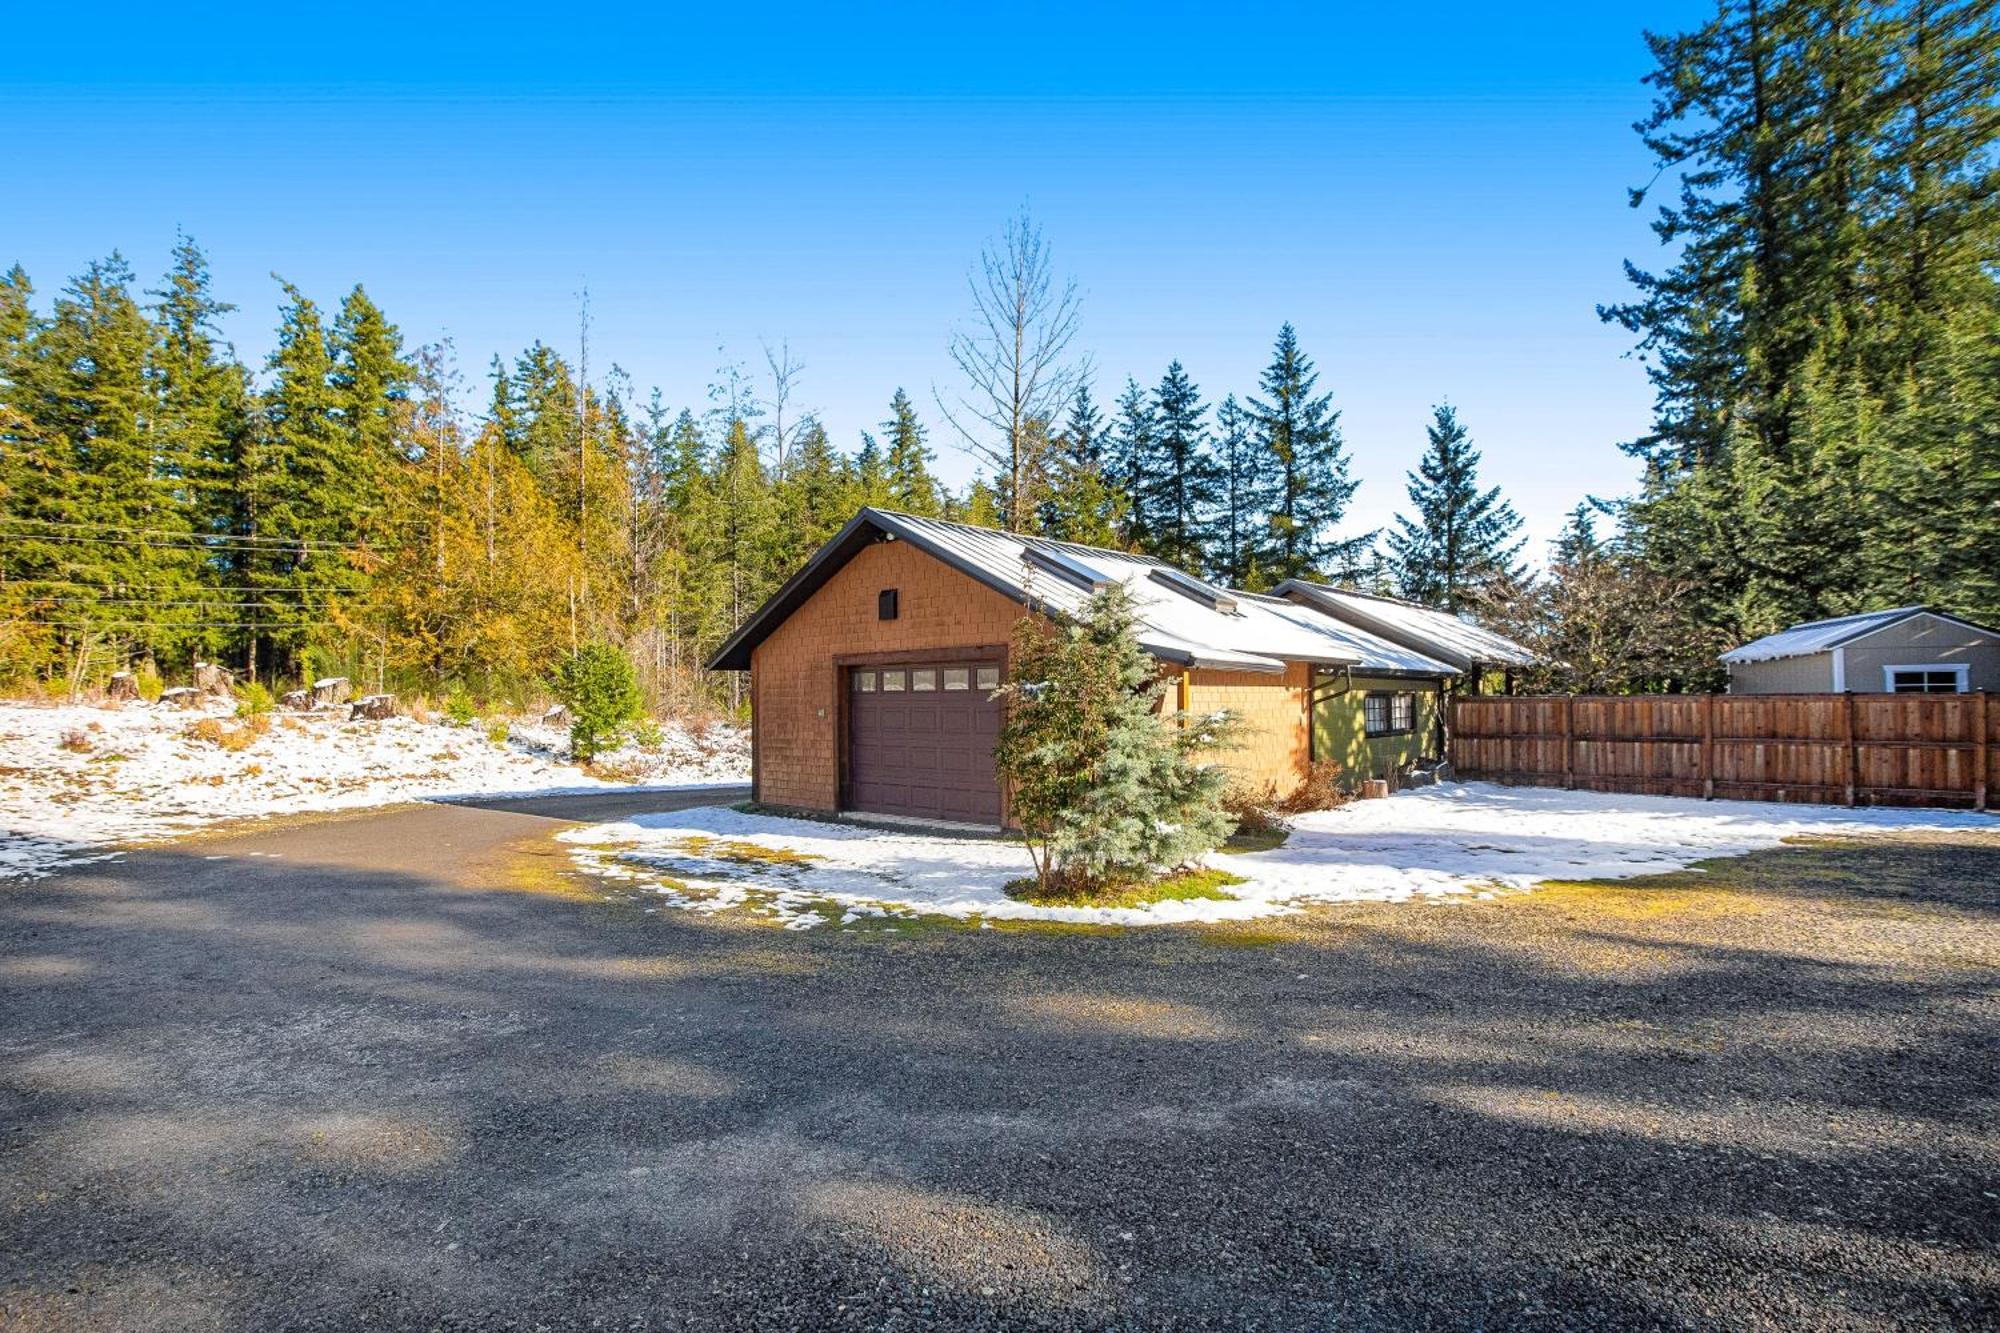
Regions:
[[847, 661, 1003, 824]]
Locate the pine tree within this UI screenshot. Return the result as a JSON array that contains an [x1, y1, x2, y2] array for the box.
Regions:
[[1138, 360, 1220, 570], [328, 284, 414, 537], [1039, 381, 1125, 547], [993, 582, 1240, 895], [246, 280, 354, 679], [1381, 404, 1525, 613], [880, 388, 942, 516], [1110, 377, 1155, 550], [147, 235, 250, 662], [1248, 323, 1368, 581], [1207, 393, 1271, 588]]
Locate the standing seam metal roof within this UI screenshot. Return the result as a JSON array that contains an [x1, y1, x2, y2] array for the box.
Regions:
[[1717, 606, 2000, 664], [706, 508, 1458, 676]]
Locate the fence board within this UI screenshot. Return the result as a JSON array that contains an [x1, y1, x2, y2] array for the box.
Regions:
[[1451, 692, 1995, 812]]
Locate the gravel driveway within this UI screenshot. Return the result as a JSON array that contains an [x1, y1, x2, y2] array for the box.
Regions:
[[2, 793, 1996, 1331]]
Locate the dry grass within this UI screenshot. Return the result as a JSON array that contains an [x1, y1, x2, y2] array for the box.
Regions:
[[182, 715, 270, 753]]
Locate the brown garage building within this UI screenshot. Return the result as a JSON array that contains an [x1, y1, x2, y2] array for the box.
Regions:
[[707, 508, 1455, 827]]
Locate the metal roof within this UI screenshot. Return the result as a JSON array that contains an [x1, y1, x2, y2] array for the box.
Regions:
[[708, 509, 1456, 676], [1272, 580, 1538, 672], [1718, 606, 1998, 664]]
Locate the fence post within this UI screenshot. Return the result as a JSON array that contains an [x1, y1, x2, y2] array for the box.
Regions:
[[1975, 691, 1989, 812], [1843, 692, 1859, 808], [1562, 694, 1575, 790], [1701, 693, 1716, 800]]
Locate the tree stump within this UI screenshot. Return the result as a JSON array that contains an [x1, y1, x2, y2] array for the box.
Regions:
[[312, 677, 352, 709], [349, 694, 396, 721], [107, 672, 139, 702], [193, 661, 235, 696], [160, 687, 201, 709], [1360, 778, 1391, 800], [281, 689, 312, 712]]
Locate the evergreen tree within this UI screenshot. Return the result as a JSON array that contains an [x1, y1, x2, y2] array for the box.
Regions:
[[246, 280, 352, 678], [1109, 377, 1155, 550], [993, 582, 1240, 896], [328, 284, 414, 535], [1138, 360, 1220, 570], [1207, 393, 1272, 588], [1039, 380, 1125, 548], [879, 388, 942, 515], [1248, 323, 1368, 582], [1382, 404, 1525, 613]]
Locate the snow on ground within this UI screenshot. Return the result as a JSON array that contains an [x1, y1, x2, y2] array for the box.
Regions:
[[0, 700, 747, 879], [559, 783, 1994, 929]]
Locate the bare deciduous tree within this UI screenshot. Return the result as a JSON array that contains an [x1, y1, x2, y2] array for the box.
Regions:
[[760, 339, 806, 473], [940, 211, 1082, 533]]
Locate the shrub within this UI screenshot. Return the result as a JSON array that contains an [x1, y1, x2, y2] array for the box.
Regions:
[[628, 717, 665, 750], [135, 665, 164, 704], [994, 583, 1242, 898], [235, 682, 274, 717], [1222, 781, 1289, 839], [484, 718, 511, 746], [1278, 762, 1351, 814], [443, 681, 477, 726], [552, 642, 642, 761]]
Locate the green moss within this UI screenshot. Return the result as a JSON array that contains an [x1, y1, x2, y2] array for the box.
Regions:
[[1004, 866, 1247, 910]]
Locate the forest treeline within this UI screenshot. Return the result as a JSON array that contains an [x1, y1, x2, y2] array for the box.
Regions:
[[1, 0, 1993, 708]]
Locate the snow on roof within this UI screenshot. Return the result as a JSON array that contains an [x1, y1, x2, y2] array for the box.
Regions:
[[1719, 606, 1949, 664], [1274, 581, 1537, 671], [878, 511, 1382, 673]]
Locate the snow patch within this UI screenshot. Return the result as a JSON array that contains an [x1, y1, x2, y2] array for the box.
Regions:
[[0, 700, 747, 879], [559, 783, 1991, 928]]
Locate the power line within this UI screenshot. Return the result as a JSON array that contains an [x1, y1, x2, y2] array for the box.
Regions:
[[0, 579, 358, 595], [0, 518, 374, 551], [0, 531, 374, 556]]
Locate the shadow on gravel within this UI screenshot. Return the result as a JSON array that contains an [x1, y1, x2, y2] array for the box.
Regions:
[[1, 828, 1995, 1331]]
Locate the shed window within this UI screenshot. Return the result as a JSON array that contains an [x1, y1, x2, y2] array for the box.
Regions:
[[878, 589, 899, 620], [1884, 665, 1968, 694], [942, 667, 969, 691], [910, 668, 937, 691], [976, 666, 1000, 691], [1363, 691, 1416, 737], [881, 670, 905, 692], [853, 670, 876, 692]]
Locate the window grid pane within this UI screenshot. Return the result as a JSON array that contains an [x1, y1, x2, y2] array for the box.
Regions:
[[881, 670, 905, 691], [976, 666, 1000, 691], [854, 670, 876, 692], [942, 667, 969, 690], [911, 669, 937, 691]]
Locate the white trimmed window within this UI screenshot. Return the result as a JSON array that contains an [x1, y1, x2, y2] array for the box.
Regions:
[[1363, 691, 1417, 736], [1883, 664, 1969, 694]]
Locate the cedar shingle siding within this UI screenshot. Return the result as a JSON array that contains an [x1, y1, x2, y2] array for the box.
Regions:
[[748, 539, 1325, 822], [750, 539, 1023, 813]]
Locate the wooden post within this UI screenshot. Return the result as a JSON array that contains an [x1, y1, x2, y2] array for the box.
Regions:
[[1562, 694, 1575, 790], [1974, 691, 1989, 812], [1843, 691, 1859, 808], [1701, 693, 1716, 801]]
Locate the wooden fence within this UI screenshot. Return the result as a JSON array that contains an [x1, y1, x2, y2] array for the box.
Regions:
[[1450, 693, 1994, 810]]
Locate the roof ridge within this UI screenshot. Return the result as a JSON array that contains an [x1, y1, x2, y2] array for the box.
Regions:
[[1779, 604, 1927, 631]]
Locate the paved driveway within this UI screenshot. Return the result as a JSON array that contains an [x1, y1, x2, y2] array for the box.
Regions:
[[2, 793, 1996, 1331]]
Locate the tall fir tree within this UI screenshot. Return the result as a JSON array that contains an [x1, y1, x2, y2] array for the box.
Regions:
[[1206, 393, 1272, 588], [1248, 323, 1368, 582], [1039, 380, 1125, 548], [1137, 360, 1220, 570], [879, 388, 943, 516], [1109, 377, 1156, 551], [1381, 404, 1526, 613]]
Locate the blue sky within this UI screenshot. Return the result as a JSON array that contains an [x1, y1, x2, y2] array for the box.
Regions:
[[7, 2, 1709, 556]]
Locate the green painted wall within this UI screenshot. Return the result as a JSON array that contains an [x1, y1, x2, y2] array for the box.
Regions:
[[1311, 675, 1445, 781]]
